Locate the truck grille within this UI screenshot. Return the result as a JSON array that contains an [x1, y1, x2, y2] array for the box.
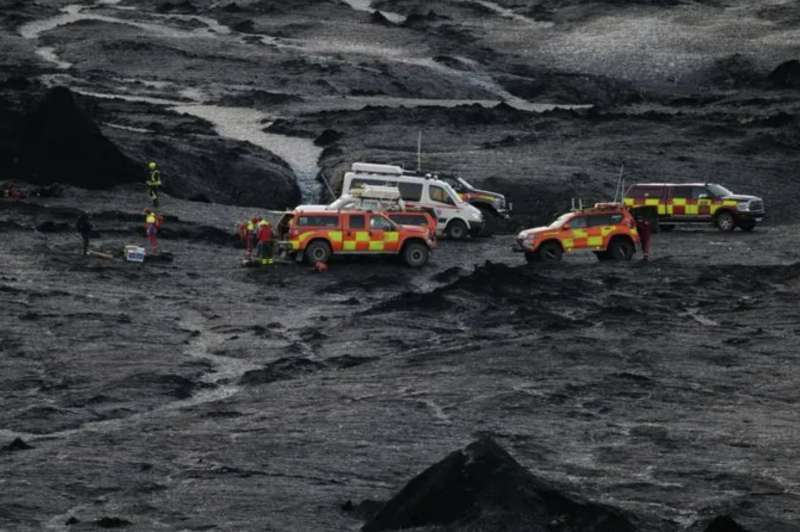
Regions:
[[750, 201, 764, 212]]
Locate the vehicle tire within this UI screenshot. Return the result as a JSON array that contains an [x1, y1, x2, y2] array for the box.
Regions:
[[715, 211, 735, 232], [738, 220, 756, 232], [446, 219, 468, 240], [608, 238, 634, 261], [660, 224, 675, 232], [525, 252, 538, 264], [304, 240, 331, 264], [538, 241, 563, 262], [403, 241, 429, 268], [477, 205, 496, 237]]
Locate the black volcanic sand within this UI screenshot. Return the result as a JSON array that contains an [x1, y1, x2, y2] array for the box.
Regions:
[[2, 190, 800, 530], [2, 0, 800, 530]]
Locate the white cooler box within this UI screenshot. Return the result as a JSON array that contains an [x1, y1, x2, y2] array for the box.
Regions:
[[125, 245, 146, 263]]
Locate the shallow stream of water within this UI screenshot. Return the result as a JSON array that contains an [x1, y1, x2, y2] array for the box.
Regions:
[[173, 105, 324, 201]]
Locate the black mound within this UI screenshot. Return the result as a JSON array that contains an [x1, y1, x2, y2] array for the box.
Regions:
[[155, 0, 197, 13], [17, 87, 139, 189], [314, 129, 343, 147], [1, 437, 33, 453], [370, 11, 392, 26], [95, 516, 132, 528], [702, 516, 752, 532], [362, 437, 638, 532], [768, 59, 800, 89]]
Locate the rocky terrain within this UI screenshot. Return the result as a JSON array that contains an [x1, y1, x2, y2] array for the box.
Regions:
[[2, 0, 800, 530]]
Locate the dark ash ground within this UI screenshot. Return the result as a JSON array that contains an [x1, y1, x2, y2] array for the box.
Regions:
[[1, 0, 800, 531]]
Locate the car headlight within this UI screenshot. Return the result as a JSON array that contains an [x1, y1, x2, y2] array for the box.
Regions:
[[736, 202, 749, 212]]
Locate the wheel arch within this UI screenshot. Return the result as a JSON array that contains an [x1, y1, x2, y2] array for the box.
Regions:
[[714, 207, 736, 220], [302, 237, 333, 260], [400, 237, 429, 252], [607, 233, 635, 249], [537, 238, 564, 252], [473, 202, 499, 217]]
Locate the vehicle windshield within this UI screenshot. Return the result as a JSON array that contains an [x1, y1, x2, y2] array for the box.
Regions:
[[548, 213, 573, 229], [440, 182, 465, 204], [707, 183, 733, 197]]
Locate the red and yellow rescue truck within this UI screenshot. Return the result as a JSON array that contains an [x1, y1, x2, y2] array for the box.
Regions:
[[278, 208, 436, 267], [624, 182, 765, 232], [514, 203, 640, 263]]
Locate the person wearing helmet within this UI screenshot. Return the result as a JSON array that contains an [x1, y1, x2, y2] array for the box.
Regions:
[[145, 161, 162, 207], [255, 218, 274, 264], [243, 217, 256, 259], [144, 208, 163, 254]]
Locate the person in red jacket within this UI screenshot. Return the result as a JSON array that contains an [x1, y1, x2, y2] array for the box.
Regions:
[[255, 219, 273, 263], [636, 216, 652, 261], [144, 208, 163, 254]]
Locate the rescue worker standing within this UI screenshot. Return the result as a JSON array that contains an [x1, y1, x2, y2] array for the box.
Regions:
[[245, 217, 256, 259], [255, 218, 274, 264], [76, 212, 93, 255], [144, 208, 162, 255], [146, 161, 162, 207], [637, 216, 652, 261]]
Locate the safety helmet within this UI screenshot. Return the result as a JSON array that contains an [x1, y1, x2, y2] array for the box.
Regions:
[[143, 208, 151, 214], [148, 161, 157, 170]]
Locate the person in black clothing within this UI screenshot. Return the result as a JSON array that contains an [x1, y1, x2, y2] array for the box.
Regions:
[[76, 213, 93, 255]]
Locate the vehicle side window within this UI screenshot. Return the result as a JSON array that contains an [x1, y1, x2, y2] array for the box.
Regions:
[[349, 215, 365, 229], [628, 186, 664, 199], [369, 216, 394, 231], [568, 216, 587, 229], [692, 186, 710, 199], [389, 214, 427, 225], [609, 213, 623, 224], [587, 214, 611, 227], [670, 186, 693, 199], [298, 215, 339, 227], [398, 182, 423, 201], [429, 185, 454, 205]]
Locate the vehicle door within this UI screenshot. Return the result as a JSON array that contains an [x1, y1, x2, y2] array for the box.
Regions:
[[562, 215, 588, 252], [693, 185, 714, 220], [586, 213, 620, 249], [343, 213, 368, 252], [667, 185, 694, 220], [292, 214, 341, 251], [427, 184, 458, 226], [367, 213, 400, 252]]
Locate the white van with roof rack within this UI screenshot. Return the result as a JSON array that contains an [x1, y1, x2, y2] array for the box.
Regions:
[[341, 162, 484, 239]]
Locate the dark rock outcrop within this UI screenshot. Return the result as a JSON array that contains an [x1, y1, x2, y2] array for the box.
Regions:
[[1, 437, 33, 453], [314, 129, 343, 147], [17, 87, 139, 189], [361, 437, 638, 532], [702, 515, 752, 532], [768, 59, 800, 89]]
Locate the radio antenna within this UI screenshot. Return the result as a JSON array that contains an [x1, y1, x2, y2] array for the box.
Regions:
[[417, 130, 422, 173], [614, 161, 625, 203]]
